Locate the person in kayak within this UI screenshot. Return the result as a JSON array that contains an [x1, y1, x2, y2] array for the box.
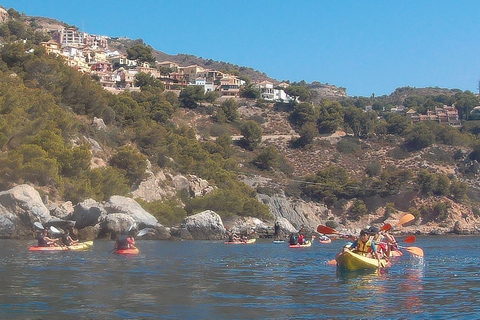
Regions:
[[382, 229, 398, 257], [369, 226, 387, 258], [227, 230, 241, 242], [289, 233, 299, 245], [345, 229, 382, 267], [61, 229, 78, 246], [298, 233, 306, 245], [115, 230, 136, 250], [37, 228, 58, 247]]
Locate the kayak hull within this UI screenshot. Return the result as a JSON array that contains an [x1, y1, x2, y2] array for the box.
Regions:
[[336, 250, 389, 271], [224, 239, 256, 244], [28, 241, 93, 252], [114, 247, 139, 255], [67, 241, 93, 251], [28, 245, 68, 251], [289, 240, 312, 248]]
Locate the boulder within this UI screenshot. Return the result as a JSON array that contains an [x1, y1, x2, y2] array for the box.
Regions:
[[71, 199, 106, 229], [256, 192, 326, 232], [0, 184, 52, 238], [275, 217, 297, 236], [104, 196, 158, 228], [101, 212, 136, 238], [183, 210, 226, 240], [49, 201, 74, 220]]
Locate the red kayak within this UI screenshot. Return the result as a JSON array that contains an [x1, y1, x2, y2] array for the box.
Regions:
[[114, 247, 139, 255], [28, 246, 68, 251]]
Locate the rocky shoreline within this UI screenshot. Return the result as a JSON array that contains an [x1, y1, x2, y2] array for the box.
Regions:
[[0, 184, 477, 242]]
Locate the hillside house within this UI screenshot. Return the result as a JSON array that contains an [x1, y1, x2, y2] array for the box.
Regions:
[[53, 27, 83, 46], [191, 77, 215, 92], [157, 61, 179, 72], [255, 81, 294, 102], [108, 55, 137, 69], [41, 40, 61, 55], [407, 106, 461, 126], [180, 65, 205, 82], [220, 76, 244, 96]]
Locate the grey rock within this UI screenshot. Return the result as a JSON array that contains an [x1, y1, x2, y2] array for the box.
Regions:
[[104, 196, 158, 228], [183, 210, 226, 240], [71, 199, 106, 229], [0, 184, 51, 238]]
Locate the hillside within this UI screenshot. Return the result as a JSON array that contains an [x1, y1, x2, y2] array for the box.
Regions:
[[0, 8, 480, 237]]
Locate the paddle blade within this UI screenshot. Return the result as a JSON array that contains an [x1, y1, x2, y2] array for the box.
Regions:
[[404, 235, 416, 243], [136, 228, 150, 237], [317, 225, 339, 235], [381, 223, 392, 231], [50, 226, 62, 234], [326, 259, 337, 266], [397, 213, 415, 226], [34, 222, 44, 230], [405, 246, 424, 257]]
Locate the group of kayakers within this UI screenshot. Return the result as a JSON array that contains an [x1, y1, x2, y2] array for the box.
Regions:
[[226, 230, 249, 243], [37, 228, 79, 247], [35, 226, 136, 251], [343, 226, 398, 265], [288, 233, 309, 245]]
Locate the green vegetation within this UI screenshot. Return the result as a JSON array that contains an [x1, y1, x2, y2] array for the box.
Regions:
[[0, 37, 270, 221], [1, 13, 480, 227]]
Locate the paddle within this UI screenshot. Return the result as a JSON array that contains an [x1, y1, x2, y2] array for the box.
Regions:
[[381, 223, 392, 232], [317, 225, 340, 235], [50, 226, 62, 234], [317, 225, 354, 238], [136, 228, 150, 237], [404, 235, 416, 243], [400, 246, 424, 257], [34, 222, 44, 230], [397, 213, 415, 226]]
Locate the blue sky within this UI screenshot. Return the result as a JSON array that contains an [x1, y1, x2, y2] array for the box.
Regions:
[[2, 0, 480, 97]]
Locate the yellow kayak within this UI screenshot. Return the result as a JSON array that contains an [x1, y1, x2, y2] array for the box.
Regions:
[[335, 250, 389, 271], [67, 241, 94, 251], [224, 238, 256, 244], [289, 240, 312, 248]]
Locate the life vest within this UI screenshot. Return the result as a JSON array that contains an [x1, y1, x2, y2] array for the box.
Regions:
[[357, 239, 373, 254]]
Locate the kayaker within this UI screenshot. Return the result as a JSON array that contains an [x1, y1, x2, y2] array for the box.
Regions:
[[37, 228, 58, 247], [61, 229, 78, 246], [289, 233, 298, 245], [274, 222, 281, 241], [298, 233, 306, 245], [369, 226, 387, 258], [345, 229, 382, 267], [227, 231, 241, 242], [115, 230, 135, 250], [382, 229, 398, 257]]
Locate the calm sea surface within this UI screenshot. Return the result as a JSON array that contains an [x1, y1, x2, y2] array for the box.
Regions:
[[0, 235, 478, 319]]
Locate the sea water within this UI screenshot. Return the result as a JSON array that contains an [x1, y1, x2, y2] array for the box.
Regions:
[[0, 236, 478, 319]]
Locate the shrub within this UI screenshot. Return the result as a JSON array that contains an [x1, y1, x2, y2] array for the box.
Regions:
[[336, 137, 360, 154]]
